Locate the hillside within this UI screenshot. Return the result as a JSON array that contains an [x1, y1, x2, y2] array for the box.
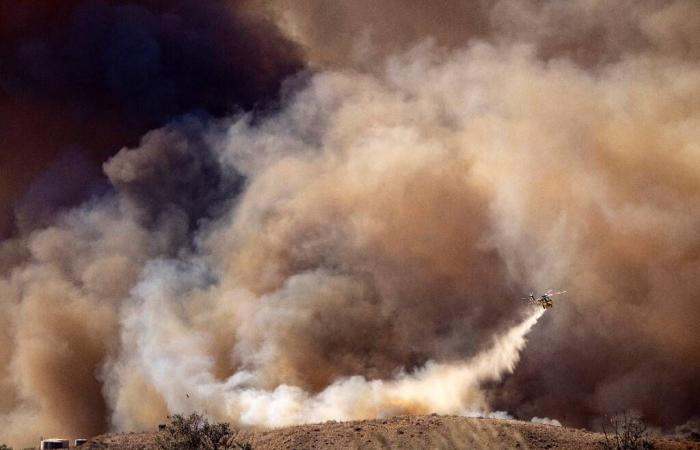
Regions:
[[82, 415, 700, 450]]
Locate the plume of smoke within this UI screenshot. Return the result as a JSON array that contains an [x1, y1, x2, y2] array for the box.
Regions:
[[109, 31, 699, 434], [1, 1, 700, 448], [118, 36, 699, 433], [114, 264, 543, 427]]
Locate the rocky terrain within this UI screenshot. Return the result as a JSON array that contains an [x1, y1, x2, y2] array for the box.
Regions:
[[81, 415, 700, 450]]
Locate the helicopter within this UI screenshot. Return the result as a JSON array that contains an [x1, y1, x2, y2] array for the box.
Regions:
[[523, 290, 567, 309]]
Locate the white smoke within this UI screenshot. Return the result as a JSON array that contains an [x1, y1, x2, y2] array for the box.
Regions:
[[531, 417, 562, 427], [225, 308, 545, 427], [120, 264, 545, 427]]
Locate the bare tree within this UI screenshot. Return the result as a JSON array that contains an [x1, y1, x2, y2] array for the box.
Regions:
[[600, 412, 654, 450]]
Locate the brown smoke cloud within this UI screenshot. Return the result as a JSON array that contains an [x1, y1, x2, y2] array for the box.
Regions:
[[1, 0, 700, 447], [249, 0, 491, 69], [255, 0, 699, 68]]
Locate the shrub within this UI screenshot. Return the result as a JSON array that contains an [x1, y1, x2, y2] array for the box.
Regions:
[[156, 412, 251, 450], [600, 412, 654, 450], [0, 444, 11, 450]]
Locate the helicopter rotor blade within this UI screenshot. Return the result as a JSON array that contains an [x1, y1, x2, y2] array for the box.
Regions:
[[548, 290, 567, 296]]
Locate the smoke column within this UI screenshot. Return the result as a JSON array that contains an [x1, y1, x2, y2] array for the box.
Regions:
[[1, 0, 700, 447]]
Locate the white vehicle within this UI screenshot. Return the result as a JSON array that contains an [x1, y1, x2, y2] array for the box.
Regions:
[[40, 439, 69, 449], [75, 438, 88, 446]]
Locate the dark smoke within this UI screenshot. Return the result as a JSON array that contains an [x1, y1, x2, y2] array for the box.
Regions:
[[0, 0, 302, 235], [104, 117, 242, 231]]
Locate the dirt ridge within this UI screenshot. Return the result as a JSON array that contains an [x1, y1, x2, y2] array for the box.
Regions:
[[82, 415, 700, 450]]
